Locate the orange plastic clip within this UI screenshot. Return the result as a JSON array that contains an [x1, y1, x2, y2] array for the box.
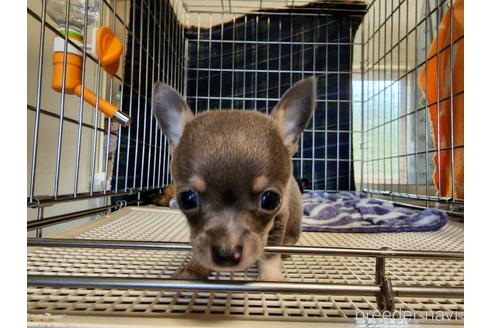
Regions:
[[96, 26, 123, 76]]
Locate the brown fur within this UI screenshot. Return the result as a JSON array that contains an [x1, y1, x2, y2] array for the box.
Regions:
[[149, 181, 176, 207]]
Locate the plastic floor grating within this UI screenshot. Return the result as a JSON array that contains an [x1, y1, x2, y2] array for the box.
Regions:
[[27, 206, 464, 323]]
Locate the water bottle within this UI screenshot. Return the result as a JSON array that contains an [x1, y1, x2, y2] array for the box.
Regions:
[[45, 0, 101, 36], [46, 0, 131, 126]]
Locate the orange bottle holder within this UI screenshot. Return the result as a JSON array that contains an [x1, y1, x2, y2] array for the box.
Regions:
[[51, 28, 130, 126]]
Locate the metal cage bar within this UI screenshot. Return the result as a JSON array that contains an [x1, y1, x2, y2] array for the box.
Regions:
[[28, 275, 463, 300], [27, 238, 464, 260], [28, 0, 47, 204]]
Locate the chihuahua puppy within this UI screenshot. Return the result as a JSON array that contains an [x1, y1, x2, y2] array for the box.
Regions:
[[152, 77, 316, 281]]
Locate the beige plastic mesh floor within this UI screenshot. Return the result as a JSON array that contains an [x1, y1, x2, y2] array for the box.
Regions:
[[27, 206, 464, 325]]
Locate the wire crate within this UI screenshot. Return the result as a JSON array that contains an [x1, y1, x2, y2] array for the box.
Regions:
[[27, 0, 464, 326]]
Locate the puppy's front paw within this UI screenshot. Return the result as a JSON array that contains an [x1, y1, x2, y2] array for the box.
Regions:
[[258, 270, 284, 282], [258, 255, 284, 281], [171, 267, 206, 280], [171, 260, 211, 280]]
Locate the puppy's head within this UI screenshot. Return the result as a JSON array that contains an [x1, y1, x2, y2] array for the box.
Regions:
[[153, 77, 316, 271]]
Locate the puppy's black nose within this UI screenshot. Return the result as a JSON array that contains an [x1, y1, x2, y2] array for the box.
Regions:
[[211, 246, 242, 266]]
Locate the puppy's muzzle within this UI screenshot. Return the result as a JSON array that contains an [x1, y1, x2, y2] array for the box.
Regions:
[[211, 245, 243, 267]]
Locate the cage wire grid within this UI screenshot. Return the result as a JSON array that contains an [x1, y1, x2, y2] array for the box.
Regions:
[[185, 9, 362, 192], [28, 207, 464, 322], [359, 0, 464, 210]]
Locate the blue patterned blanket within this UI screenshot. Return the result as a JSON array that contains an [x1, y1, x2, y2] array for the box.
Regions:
[[302, 191, 448, 233]]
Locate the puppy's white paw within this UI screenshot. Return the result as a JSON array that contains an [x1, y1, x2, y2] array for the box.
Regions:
[[258, 255, 284, 281], [258, 270, 284, 282]]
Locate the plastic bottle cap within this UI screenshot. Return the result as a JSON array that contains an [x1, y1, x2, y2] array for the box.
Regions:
[[53, 37, 83, 56]]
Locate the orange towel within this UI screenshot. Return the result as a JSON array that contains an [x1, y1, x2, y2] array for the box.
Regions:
[[418, 0, 464, 200]]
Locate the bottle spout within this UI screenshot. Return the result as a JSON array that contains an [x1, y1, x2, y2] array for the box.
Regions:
[[112, 111, 132, 127], [73, 85, 131, 127]]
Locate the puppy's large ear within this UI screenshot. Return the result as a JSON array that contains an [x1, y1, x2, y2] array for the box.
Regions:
[[272, 76, 317, 155], [152, 83, 193, 148]]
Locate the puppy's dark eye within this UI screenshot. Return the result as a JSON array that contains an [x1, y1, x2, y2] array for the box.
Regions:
[[178, 190, 198, 210], [260, 190, 281, 212]]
